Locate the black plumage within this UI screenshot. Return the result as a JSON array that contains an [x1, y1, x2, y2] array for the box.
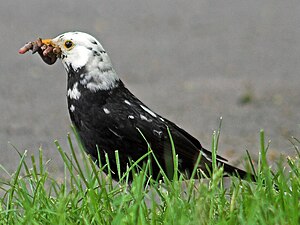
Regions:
[[67, 69, 250, 181], [20, 32, 253, 181]]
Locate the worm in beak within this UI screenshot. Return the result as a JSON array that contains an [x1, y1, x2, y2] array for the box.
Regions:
[[19, 38, 61, 65]]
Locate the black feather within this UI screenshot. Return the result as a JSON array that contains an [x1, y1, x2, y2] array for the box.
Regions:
[[66, 66, 253, 181]]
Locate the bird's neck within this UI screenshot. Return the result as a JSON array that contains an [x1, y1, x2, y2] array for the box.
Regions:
[[67, 65, 120, 92], [64, 49, 120, 93], [66, 66, 124, 107]]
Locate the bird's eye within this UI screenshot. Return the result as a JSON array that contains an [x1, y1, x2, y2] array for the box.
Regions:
[[64, 40, 74, 49]]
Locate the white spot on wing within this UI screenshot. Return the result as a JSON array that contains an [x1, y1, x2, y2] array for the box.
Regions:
[[70, 105, 75, 112], [67, 82, 81, 100], [140, 105, 157, 117], [128, 115, 134, 119], [160, 117, 165, 122], [140, 114, 153, 122], [153, 129, 163, 137], [103, 107, 110, 114], [124, 100, 131, 105]]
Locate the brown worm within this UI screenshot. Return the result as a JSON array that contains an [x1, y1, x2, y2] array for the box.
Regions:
[[19, 38, 61, 65]]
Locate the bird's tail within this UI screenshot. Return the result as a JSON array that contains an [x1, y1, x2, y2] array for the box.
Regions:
[[221, 161, 256, 181], [196, 149, 256, 181]]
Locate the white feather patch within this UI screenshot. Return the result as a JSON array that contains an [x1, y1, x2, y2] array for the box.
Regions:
[[140, 105, 157, 118], [70, 105, 75, 112], [140, 114, 153, 122], [67, 82, 81, 100], [124, 100, 131, 105], [53, 32, 120, 91], [103, 107, 110, 114]]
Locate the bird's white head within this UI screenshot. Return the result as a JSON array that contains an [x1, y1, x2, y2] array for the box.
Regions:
[[45, 32, 119, 91]]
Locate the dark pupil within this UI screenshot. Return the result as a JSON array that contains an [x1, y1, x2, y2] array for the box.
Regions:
[[65, 41, 73, 48]]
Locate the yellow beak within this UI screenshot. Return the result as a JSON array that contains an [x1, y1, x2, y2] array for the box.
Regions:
[[41, 39, 55, 46], [41, 38, 61, 56]]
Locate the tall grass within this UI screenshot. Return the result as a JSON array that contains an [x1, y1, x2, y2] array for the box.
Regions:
[[0, 130, 299, 224]]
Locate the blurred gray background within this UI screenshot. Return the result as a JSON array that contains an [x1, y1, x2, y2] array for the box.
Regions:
[[1, 1, 300, 175]]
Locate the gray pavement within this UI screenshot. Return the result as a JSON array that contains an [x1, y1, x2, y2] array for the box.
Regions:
[[1, 1, 300, 176]]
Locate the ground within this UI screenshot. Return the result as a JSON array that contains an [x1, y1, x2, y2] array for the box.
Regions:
[[1, 1, 300, 176]]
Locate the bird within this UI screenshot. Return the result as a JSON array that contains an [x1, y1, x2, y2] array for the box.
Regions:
[[19, 31, 253, 181]]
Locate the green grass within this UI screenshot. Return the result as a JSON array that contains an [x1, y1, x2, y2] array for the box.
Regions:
[[0, 130, 299, 225]]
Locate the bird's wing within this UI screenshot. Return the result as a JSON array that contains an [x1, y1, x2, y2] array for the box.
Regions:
[[162, 118, 228, 162], [88, 83, 228, 176], [97, 99, 215, 176]]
